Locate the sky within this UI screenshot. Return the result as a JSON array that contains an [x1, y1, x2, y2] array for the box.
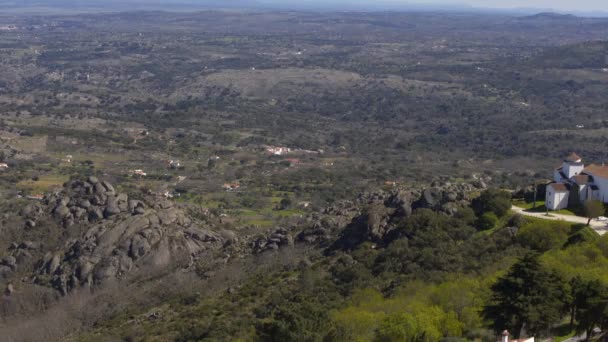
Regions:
[[407, 0, 607, 12], [2, 0, 607, 15]]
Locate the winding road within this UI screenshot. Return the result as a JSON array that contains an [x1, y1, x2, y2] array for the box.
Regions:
[[511, 205, 608, 235]]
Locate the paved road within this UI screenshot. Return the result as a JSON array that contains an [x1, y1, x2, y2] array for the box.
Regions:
[[562, 332, 588, 342], [512, 205, 608, 235]]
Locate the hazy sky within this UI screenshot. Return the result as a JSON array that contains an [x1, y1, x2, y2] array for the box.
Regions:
[[398, 0, 607, 11], [3, 0, 607, 14]]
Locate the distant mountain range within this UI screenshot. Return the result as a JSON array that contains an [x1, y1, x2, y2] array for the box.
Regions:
[[0, 0, 606, 17]]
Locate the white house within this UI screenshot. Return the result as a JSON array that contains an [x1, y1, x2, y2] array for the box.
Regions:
[[580, 163, 608, 203], [554, 152, 584, 182], [546, 153, 608, 210], [546, 183, 569, 210], [266, 146, 291, 156]]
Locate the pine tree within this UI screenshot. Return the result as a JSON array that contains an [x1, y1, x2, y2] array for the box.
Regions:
[[483, 254, 568, 337]]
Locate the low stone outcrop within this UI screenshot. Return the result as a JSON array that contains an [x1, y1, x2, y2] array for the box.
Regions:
[[252, 228, 294, 253], [38, 176, 149, 228], [29, 178, 224, 294], [327, 180, 486, 251]]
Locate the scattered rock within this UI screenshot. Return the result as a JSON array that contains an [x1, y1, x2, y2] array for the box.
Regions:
[[19, 241, 38, 250], [2, 256, 17, 270], [53, 205, 70, 219]]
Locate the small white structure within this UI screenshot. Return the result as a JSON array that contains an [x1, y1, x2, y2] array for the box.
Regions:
[[546, 153, 608, 210], [266, 146, 291, 156], [223, 182, 240, 191], [500, 330, 534, 342], [131, 169, 147, 176], [554, 152, 584, 182], [167, 160, 181, 169], [0, 163, 8, 170], [546, 183, 569, 210]]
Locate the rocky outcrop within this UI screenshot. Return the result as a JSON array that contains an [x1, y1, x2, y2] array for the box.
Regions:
[[297, 216, 341, 246], [38, 176, 148, 228], [9, 176, 491, 294], [30, 178, 224, 294], [252, 228, 294, 253], [327, 180, 485, 251]]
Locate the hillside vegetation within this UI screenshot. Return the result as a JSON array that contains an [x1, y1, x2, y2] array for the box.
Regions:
[[0, 9, 607, 342]]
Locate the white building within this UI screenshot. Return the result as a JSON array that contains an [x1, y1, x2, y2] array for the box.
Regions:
[[546, 183, 569, 210], [554, 152, 585, 182], [546, 153, 608, 210], [500, 330, 534, 342], [266, 146, 291, 156]]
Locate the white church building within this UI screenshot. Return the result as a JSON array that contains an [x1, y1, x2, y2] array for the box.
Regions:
[[546, 153, 608, 210]]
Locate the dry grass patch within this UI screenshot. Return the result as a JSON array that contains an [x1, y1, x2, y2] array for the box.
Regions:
[[17, 174, 69, 194]]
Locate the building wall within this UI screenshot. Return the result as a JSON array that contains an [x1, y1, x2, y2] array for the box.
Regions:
[[569, 186, 581, 208], [582, 172, 608, 203], [554, 170, 565, 183], [592, 175, 608, 203], [579, 184, 589, 203], [563, 163, 585, 178], [546, 188, 569, 210], [591, 189, 601, 201]]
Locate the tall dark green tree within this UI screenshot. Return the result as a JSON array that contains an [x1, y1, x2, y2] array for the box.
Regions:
[[256, 298, 332, 342], [483, 254, 568, 338], [472, 189, 512, 218], [573, 279, 608, 341], [570, 276, 585, 328]]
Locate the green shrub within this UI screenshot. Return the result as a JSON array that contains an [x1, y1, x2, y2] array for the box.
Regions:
[[477, 212, 498, 231], [472, 189, 512, 218], [517, 221, 571, 252], [508, 213, 528, 228]]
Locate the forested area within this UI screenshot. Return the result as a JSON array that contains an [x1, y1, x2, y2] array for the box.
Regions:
[[1, 10, 608, 342], [64, 189, 608, 342]]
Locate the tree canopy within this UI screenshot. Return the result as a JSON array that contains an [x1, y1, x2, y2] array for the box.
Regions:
[[472, 189, 512, 218], [583, 200, 605, 225], [483, 254, 568, 338]]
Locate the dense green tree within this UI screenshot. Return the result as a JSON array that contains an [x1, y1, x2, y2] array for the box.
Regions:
[[256, 299, 332, 342], [454, 206, 477, 226], [569, 276, 585, 328], [508, 213, 528, 228], [517, 221, 570, 252], [375, 307, 448, 342], [279, 197, 293, 210], [472, 189, 512, 218], [477, 212, 498, 231], [583, 200, 605, 226], [483, 254, 568, 338], [573, 279, 608, 340]]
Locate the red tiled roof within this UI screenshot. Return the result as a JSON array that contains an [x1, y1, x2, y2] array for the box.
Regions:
[[548, 183, 569, 192], [565, 152, 582, 163], [583, 164, 608, 179], [572, 175, 590, 185]]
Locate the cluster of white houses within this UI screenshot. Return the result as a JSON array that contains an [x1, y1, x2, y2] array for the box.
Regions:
[[546, 153, 608, 210]]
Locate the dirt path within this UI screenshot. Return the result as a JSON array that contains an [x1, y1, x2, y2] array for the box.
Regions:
[[511, 205, 608, 236]]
